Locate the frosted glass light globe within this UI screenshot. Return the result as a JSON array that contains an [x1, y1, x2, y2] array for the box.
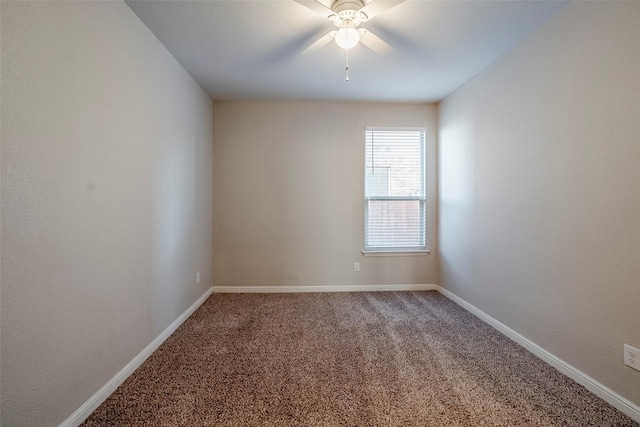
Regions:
[[335, 24, 360, 50]]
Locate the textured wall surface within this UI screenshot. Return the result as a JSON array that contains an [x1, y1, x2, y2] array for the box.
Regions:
[[0, 2, 213, 425], [213, 101, 438, 288], [439, 1, 640, 406]]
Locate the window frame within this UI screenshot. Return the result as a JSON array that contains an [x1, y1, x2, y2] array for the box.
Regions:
[[362, 126, 429, 256]]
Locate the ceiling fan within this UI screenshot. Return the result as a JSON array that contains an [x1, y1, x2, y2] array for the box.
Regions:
[[295, 0, 406, 55]]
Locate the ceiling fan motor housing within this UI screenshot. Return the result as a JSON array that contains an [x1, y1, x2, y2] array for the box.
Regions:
[[331, 0, 367, 26]]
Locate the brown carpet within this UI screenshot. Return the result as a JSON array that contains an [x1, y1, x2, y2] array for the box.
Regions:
[[82, 291, 638, 426]]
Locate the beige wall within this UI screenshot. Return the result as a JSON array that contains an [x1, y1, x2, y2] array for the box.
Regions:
[[0, 2, 213, 426], [439, 1, 640, 406], [213, 101, 437, 288]]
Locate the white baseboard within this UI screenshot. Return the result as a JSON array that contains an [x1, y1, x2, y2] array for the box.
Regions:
[[213, 284, 438, 293], [59, 287, 214, 427], [435, 286, 640, 423]]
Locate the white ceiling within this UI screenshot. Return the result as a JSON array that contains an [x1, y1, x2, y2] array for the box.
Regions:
[[125, 0, 567, 103]]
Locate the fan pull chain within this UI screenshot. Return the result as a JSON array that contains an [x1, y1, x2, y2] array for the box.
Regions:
[[345, 49, 350, 81]]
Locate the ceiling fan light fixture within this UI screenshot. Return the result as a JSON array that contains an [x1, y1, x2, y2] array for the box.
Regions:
[[335, 22, 360, 50]]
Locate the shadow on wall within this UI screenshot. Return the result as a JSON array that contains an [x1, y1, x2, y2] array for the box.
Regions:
[[439, 114, 475, 290]]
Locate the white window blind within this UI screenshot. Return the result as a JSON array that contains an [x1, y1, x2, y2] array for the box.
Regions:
[[364, 127, 426, 251]]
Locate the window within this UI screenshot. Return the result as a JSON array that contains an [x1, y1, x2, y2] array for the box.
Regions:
[[364, 127, 426, 253]]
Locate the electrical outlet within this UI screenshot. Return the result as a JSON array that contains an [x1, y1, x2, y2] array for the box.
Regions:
[[196, 272, 200, 284], [624, 344, 640, 371], [353, 262, 360, 272]]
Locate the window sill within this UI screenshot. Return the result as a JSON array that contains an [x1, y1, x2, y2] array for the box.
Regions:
[[361, 250, 431, 257]]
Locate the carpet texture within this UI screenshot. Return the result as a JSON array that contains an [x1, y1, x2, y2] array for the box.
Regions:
[[82, 291, 638, 426]]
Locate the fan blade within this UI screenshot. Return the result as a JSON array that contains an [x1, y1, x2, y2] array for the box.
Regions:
[[359, 29, 392, 54], [301, 31, 336, 55], [359, 0, 406, 21], [294, 0, 336, 19]]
